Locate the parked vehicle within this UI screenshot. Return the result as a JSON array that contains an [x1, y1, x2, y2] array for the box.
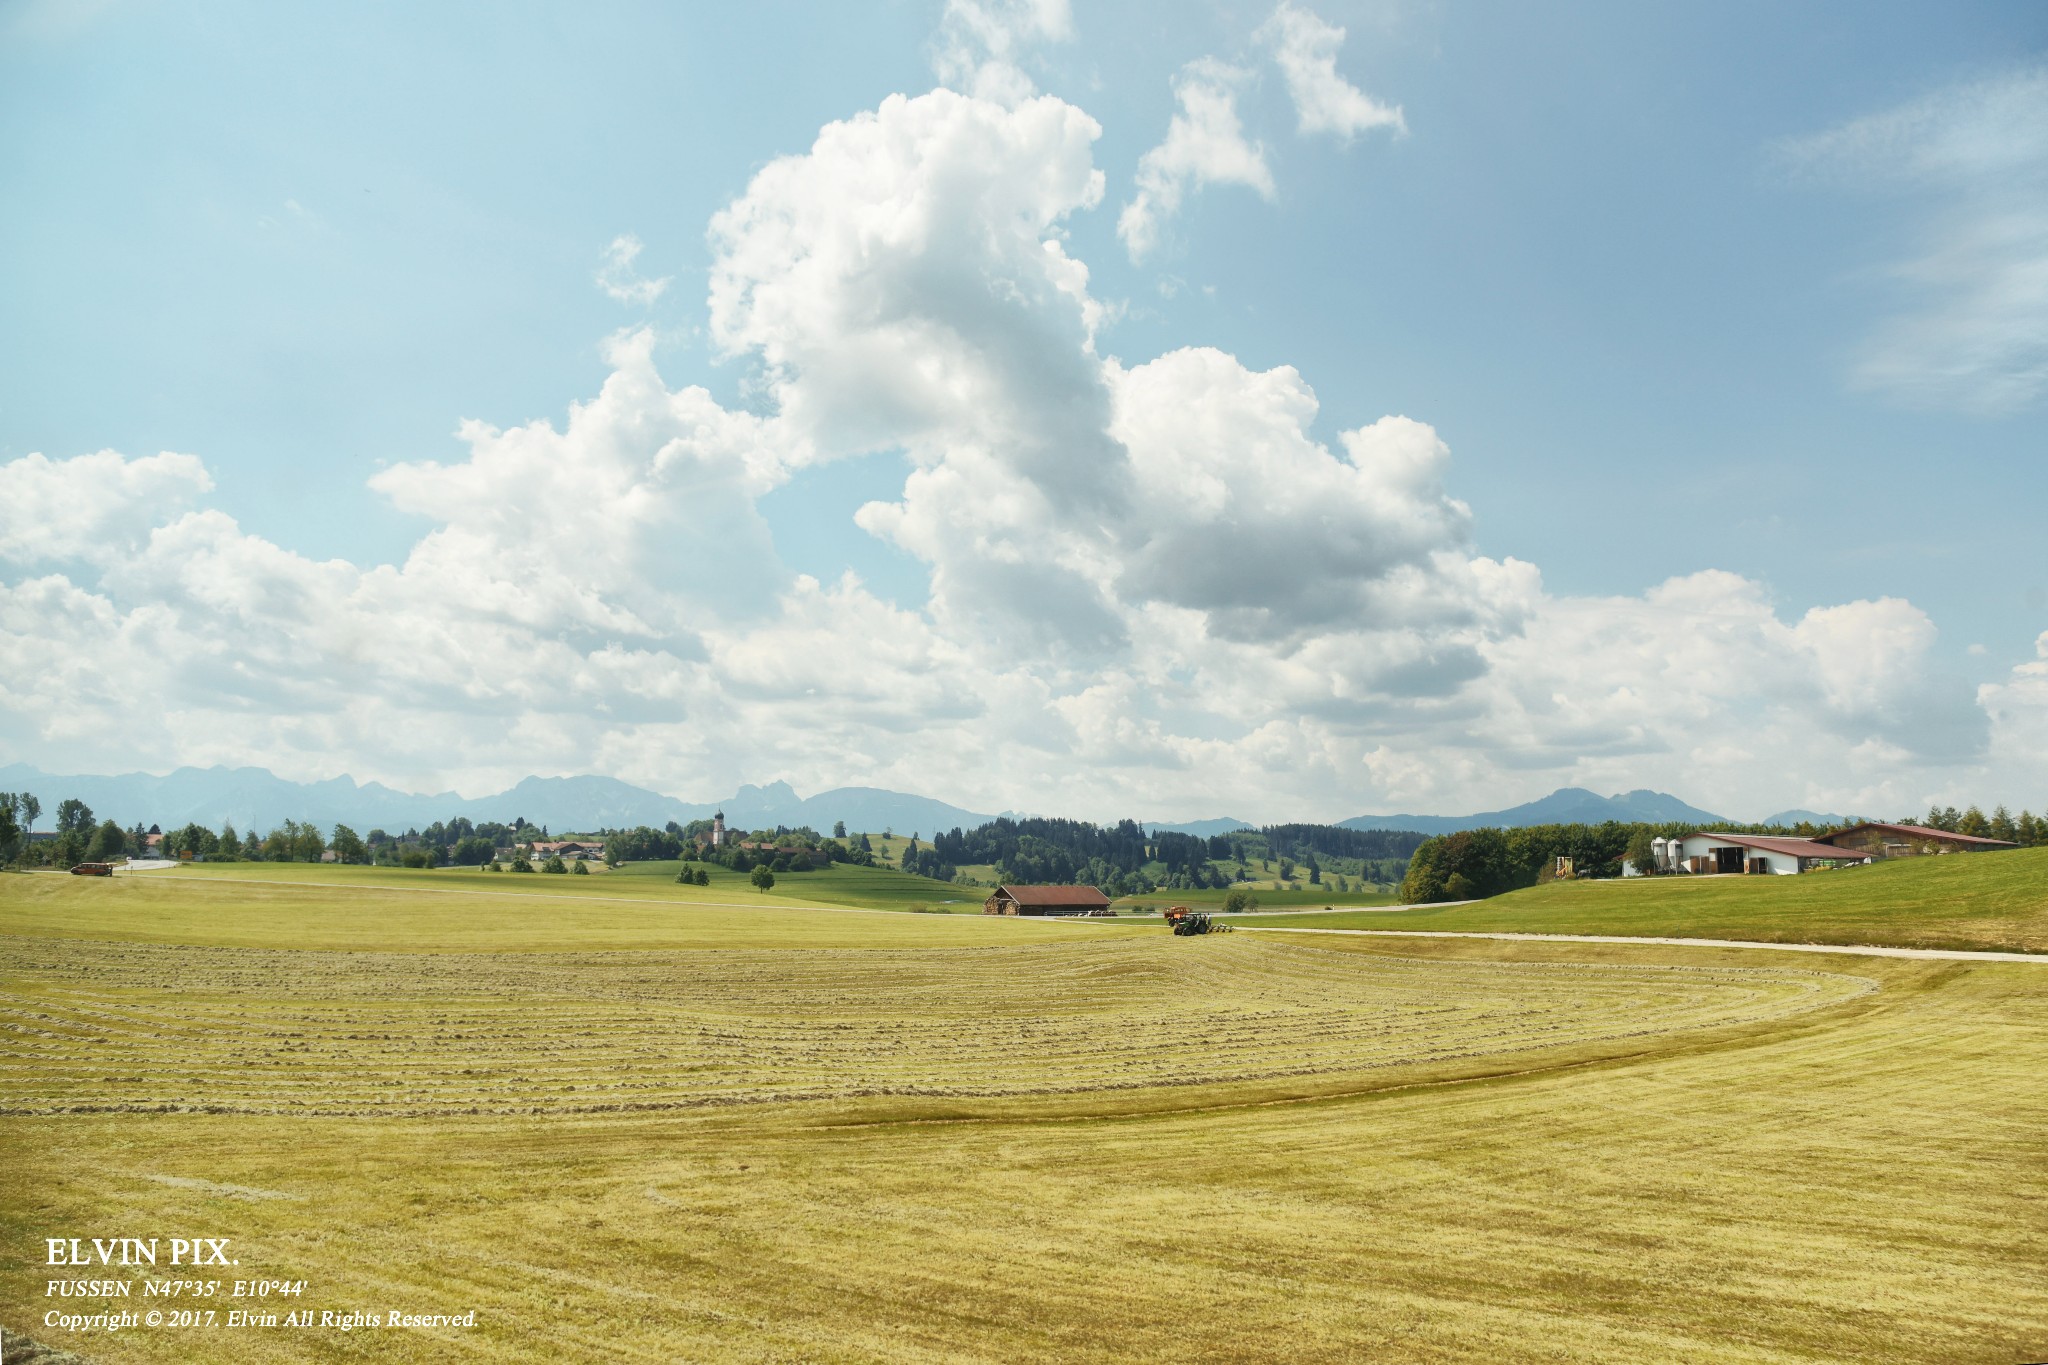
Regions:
[[69, 862, 114, 877]]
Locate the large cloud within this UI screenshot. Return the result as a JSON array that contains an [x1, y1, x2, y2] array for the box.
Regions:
[[0, 75, 2023, 821]]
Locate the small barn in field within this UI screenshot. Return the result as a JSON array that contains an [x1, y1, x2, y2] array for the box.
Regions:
[[983, 884, 1111, 916], [1812, 822, 2020, 859]]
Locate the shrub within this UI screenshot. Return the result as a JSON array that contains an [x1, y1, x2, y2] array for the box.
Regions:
[[542, 855, 568, 874], [1222, 889, 1258, 914], [401, 851, 429, 869], [694, 868, 710, 886], [571, 859, 589, 875], [510, 859, 534, 874]]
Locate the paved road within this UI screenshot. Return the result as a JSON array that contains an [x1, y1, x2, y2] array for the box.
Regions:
[[1230, 925, 2048, 964]]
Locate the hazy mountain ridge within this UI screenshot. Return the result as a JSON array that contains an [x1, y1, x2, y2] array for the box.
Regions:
[[1759, 808, 1848, 828], [0, 763, 1000, 839], [1339, 787, 1730, 835], [3, 764, 1786, 842]]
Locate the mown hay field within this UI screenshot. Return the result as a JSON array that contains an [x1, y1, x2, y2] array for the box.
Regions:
[[2, 870, 2045, 1363], [1252, 845, 2048, 953]]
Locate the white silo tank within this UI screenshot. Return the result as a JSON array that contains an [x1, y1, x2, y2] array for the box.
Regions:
[[1651, 836, 1670, 872]]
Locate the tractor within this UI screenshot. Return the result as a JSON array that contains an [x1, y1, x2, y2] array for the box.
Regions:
[[1162, 906, 1228, 936]]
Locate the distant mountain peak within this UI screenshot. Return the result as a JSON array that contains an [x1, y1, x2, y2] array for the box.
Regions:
[[1338, 786, 1729, 836]]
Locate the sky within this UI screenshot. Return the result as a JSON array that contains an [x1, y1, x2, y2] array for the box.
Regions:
[[3, 0, 2047, 824]]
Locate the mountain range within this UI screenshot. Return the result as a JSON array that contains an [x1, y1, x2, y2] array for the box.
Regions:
[[3, 763, 1834, 839], [0, 763, 998, 839], [1336, 787, 1731, 835]]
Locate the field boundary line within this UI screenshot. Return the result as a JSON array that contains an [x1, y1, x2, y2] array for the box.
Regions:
[[1230, 926, 2048, 963]]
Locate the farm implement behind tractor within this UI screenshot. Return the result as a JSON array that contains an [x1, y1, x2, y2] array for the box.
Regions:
[[1162, 906, 1229, 936]]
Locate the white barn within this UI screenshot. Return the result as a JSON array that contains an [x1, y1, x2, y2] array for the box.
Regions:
[[1661, 832, 1871, 876]]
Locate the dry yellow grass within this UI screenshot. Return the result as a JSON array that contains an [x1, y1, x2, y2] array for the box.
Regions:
[[2, 874, 2044, 1363], [0, 936, 1868, 1121]]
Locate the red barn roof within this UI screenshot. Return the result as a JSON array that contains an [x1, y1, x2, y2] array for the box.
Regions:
[[1814, 822, 2017, 848]]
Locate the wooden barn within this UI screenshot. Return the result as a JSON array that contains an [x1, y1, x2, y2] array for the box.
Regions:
[[983, 884, 1111, 916]]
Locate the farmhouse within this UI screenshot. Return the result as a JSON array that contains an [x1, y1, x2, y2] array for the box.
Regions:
[[1812, 822, 2020, 859], [531, 839, 604, 859], [983, 884, 1111, 916], [1661, 833, 1872, 876]]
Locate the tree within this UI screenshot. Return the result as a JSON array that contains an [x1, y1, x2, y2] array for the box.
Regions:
[[1400, 829, 1516, 904], [1624, 827, 1658, 875], [56, 798, 94, 837], [1957, 805, 1991, 838], [694, 867, 710, 886], [571, 859, 590, 875], [1221, 889, 1258, 913], [750, 865, 775, 893], [447, 834, 494, 866], [330, 825, 367, 864], [18, 793, 40, 833], [217, 823, 242, 860], [86, 819, 126, 861], [167, 822, 218, 860], [0, 799, 19, 866], [833, 820, 847, 839], [511, 857, 535, 874], [542, 854, 568, 873]]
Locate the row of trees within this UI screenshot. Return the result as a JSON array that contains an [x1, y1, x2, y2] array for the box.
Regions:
[[1399, 825, 1637, 903], [0, 796, 565, 869]]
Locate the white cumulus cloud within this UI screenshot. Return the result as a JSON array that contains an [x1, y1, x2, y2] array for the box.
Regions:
[[0, 75, 2025, 823], [1118, 59, 1273, 262], [1260, 2, 1405, 141]]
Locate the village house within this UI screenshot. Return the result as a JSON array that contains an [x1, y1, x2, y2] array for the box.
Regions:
[[982, 884, 1112, 916], [1811, 822, 2020, 859]]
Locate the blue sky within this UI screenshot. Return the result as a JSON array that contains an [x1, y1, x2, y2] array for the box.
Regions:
[[4, 0, 2047, 821]]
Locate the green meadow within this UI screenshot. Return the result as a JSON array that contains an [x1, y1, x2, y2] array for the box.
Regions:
[[1111, 883, 1398, 911], [1249, 846, 2048, 953], [2, 862, 2044, 1362]]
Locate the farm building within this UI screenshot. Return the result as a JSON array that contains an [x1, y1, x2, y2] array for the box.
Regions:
[[1660, 833, 1872, 876], [1812, 822, 2019, 859], [531, 840, 604, 859], [983, 884, 1111, 916]]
